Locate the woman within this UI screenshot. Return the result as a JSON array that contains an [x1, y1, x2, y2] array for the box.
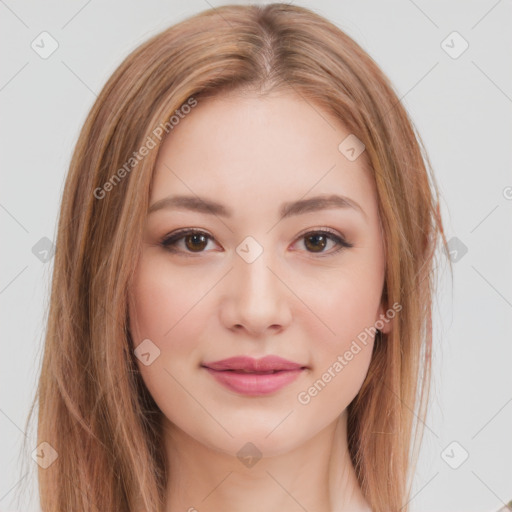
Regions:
[[27, 3, 447, 511]]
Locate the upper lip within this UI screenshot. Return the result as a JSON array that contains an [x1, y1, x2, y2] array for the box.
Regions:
[[202, 355, 306, 372]]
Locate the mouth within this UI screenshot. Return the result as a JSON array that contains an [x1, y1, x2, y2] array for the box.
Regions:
[[201, 355, 308, 396], [212, 369, 290, 374], [202, 355, 306, 372]]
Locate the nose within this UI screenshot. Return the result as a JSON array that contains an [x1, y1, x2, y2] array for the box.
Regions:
[[219, 247, 292, 337]]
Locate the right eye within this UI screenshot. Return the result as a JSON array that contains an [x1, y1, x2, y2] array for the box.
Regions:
[[160, 229, 220, 254]]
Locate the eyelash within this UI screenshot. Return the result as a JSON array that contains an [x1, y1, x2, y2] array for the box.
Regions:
[[159, 228, 353, 257]]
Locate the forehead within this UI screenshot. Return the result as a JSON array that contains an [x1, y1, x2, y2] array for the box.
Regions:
[[151, 90, 378, 220]]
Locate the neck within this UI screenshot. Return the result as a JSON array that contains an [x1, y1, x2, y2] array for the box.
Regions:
[[163, 411, 372, 512]]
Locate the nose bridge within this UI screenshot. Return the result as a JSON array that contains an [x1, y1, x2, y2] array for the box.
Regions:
[[235, 237, 279, 303], [223, 235, 291, 333]]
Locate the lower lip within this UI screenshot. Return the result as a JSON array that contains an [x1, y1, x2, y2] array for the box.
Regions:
[[203, 367, 304, 396]]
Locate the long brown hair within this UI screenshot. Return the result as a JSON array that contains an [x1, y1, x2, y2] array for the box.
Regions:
[[23, 3, 447, 511]]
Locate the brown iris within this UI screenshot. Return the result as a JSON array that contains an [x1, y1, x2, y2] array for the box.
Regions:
[[304, 233, 327, 252], [184, 233, 208, 252]]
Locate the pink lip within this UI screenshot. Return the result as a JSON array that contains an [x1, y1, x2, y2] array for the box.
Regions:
[[202, 356, 307, 396]]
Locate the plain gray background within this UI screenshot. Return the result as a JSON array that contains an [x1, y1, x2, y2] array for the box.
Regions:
[[1, 1, 511, 511]]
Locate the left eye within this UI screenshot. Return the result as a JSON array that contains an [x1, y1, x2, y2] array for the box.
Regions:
[[295, 230, 353, 254], [160, 229, 353, 255]]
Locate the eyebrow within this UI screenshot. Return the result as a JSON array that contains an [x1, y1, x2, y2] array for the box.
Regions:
[[148, 193, 366, 220]]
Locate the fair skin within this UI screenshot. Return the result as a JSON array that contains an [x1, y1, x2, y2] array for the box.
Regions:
[[129, 89, 391, 512]]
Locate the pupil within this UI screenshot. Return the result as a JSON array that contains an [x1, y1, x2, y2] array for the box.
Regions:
[[305, 234, 326, 252], [186, 234, 207, 252]]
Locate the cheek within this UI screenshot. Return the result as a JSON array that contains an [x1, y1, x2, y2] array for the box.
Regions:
[[127, 259, 206, 422], [129, 255, 210, 343], [294, 273, 380, 417], [128, 255, 221, 393], [292, 256, 383, 397], [298, 261, 384, 344]]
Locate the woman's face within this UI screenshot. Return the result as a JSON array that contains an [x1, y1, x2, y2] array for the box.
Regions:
[[128, 90, 390, 457]]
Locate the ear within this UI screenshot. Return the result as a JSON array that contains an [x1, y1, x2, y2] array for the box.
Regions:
[[375, 302, 394, 335]]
